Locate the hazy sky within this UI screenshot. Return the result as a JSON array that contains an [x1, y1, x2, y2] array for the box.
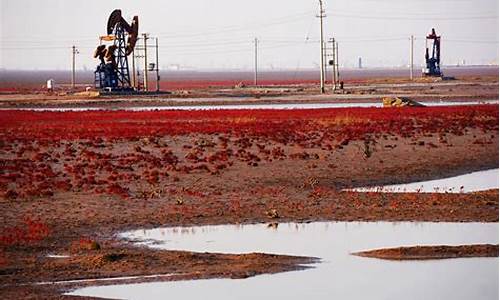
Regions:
[[1, 0, 498, 70]]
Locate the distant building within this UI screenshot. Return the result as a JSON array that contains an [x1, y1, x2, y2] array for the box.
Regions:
[[358, 57, 363, 69], [166, 64, 181, 71]]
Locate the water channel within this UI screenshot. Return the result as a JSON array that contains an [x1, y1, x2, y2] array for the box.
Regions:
[[3, 100, 497, 112]]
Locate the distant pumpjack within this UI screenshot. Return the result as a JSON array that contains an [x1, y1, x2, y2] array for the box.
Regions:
[[94, 9, 139, 91], [423, 28, 442, 77]]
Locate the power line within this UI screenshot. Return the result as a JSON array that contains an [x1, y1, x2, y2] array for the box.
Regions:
[[293, 4, 318, 80], [0, 11, 315, 46], [0, 46, 96, 51], [154, 11, 315, 39], [330, 8, 498, 17], [3, 36, 498, 52], [339, 38, 408, 43], [445, 39, 499, 44], [1, 37, 97, 43], [326, 12, 498, 20], [156, 43, 305, 56]]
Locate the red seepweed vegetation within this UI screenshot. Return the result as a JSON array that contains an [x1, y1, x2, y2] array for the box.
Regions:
[[0, 105, 497, 141], [0, 105, 497, 201], [0, 217, 50, 247]]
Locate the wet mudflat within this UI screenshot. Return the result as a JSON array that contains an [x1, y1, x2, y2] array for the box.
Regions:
[[69, 221, 499, 300], [0, 104, 497, 299]]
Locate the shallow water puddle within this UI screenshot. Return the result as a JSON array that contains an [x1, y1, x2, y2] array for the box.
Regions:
[[46, 254, 70, 259], [352, 168, 499, 193], [68, 222, 499, 300], [124, 100, 499, 111], [2, 100, 497, 112]]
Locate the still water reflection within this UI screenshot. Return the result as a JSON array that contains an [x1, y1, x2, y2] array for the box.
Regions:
[[68, 222, 499, 300], [353, 168, 499, 193]]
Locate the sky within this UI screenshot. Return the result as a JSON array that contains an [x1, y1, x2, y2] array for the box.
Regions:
[[1, 0, 498, 71]]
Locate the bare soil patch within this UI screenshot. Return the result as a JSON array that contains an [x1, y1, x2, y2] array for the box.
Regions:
[[353, 244, 499, 260]]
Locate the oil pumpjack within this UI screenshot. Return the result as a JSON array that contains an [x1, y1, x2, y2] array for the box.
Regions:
[[94, 10, 138, 91], [423, 28, 442, 77]]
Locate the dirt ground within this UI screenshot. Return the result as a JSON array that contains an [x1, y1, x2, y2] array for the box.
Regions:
[[353, 244, 499, 260], [0, 75, 497, 109], [0, 79, 498, 299], [1, 130, 498, 298]]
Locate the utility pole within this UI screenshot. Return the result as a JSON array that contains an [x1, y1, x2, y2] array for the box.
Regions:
[[142, 33, 149, 92], [254, 38, 258, 86], [318, 0, 326, 94], [324, 41, 328, 85], [331, 38, 337, 91], [410, 35, 415, 80], [71, 45, 79, 89], [335, 41, 340, 86], [155, 37, 160, 92]]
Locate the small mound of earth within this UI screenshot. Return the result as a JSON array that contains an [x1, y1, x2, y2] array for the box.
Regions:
[[353, 244, 499, 260]]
